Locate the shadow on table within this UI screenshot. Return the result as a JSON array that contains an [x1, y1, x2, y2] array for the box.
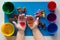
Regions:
[[6, 36, 16, 40]]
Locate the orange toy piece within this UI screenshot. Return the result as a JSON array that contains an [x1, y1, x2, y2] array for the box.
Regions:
[[26, 16, 34, 27]]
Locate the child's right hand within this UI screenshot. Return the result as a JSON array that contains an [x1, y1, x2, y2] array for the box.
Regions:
[[26, 16, 39, 30]]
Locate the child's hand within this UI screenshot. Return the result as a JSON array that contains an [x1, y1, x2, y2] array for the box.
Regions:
[[12, 14, 26, 31], [32, 17, 39, 29], [27, 16, 39, 30]]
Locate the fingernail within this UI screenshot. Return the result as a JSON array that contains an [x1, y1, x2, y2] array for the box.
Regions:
[[19, 14, 21, 16], [37, 17, 39, 20], [22, 14, 25, 16]]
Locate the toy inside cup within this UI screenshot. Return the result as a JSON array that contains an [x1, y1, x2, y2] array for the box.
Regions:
[[1, 23, 14, 36], [26, 15, 35, 27], [47, 23, 58, 34], [2, 2, 14, 14], [48, 1, 56, 11], [47, 13, 57, 23]]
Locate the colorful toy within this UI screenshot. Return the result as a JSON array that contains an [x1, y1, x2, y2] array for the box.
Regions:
[[35, 9, 46, 28], [36, 9, 45, 18], [9, 7, 26, 22], [39, 21, 45, 29], [20, 22, 26, 28], [26, 16, 34, 27], [17, 7, 26, 13], [1, 23, 14, 36], [17, 7, 22, 12]]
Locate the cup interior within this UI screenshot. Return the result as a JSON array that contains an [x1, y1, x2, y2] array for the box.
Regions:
[[1, 23, 14, 36], [48, 1, 56, 11], [2, 2, 14, 14], [47, 23, 58, 34], [47, 13, 57, 22]]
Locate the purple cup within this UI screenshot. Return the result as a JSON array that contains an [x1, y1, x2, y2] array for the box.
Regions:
[[47, 12, 57, 23]]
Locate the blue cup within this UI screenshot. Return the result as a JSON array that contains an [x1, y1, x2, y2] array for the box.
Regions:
[[47, 23, 58, 34]]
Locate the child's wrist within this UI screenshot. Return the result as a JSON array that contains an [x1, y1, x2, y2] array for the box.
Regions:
[[32, 27, 38, 32], [18, 30, 24, 34]]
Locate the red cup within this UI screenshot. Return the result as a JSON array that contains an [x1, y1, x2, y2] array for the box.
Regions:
[[47, 12, 57, 23], [48, 1, 56, 11]]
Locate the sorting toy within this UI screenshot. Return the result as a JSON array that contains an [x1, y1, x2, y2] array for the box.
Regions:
[[20, 22, 26, 28], [39, 21, 45, 29], [17, 7, 22, 12], [3, 2, 58, 36], [36, 10, 45, 18]]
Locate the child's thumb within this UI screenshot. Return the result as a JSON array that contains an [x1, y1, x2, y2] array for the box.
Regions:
[[36, 17, 39, 21], [12, 21, 17, 26]]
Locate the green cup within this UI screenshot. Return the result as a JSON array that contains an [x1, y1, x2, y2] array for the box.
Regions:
[[2, 2, 14, 14]]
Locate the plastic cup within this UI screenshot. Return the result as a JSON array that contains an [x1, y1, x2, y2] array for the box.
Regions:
[[47, 23, 58, 34], [1, 23, 14, 36], [47, 12, 57, 23], [2, 2, 14, 14], [48, 1, 56, 11]]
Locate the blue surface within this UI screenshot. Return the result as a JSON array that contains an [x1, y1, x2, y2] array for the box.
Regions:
[[4, 2, 54, 36]]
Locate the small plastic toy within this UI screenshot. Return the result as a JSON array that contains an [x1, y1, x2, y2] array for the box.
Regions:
[[14, 14, 19, 19], [17, 7, 22, 12], [38, 21, 45, 29], [36, 10, 45, 18], [9, 18, 14, 22], [17, 7, 26, 13], [22, 7, 26, 13], [36, 9, 46, 29], [26, 16, 34, 27], [9, 14, 19, 22]]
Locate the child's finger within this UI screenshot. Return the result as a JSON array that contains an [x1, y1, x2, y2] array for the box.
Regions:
[[36, 17, 39, 21], [18, 14, 21, 21], [12, 21, 17, 26], [22, 14, 25, 16]]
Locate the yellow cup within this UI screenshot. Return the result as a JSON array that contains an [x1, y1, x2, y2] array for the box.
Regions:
[[1, 23, 14, 36]]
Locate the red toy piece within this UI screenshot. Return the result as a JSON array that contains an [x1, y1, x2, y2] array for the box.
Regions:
[[20, 22, 25, 28]]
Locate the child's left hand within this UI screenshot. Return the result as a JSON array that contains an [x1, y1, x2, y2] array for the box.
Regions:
[[12, 14, 26, 31]]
